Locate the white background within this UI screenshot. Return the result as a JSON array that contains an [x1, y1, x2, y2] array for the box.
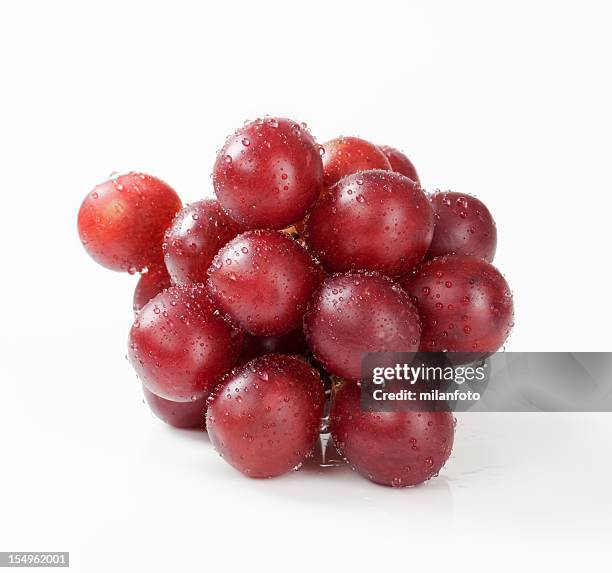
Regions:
[[1, 1, 611, 571]]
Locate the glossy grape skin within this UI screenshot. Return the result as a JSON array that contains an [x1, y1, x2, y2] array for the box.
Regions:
[[331, 380, 455, 487], [132, 266, 172, 315], [142, 386, 207, 429], [303, 273, 421, 380], [77, 172, 182, 272], [206, 354, 325, 478], [428, 191, 497, 262], [128, 285, 243, 402], [378, 145, 420, 184], [207, 230, 322, 336], [304, 170, 434, 277], [401, 255, 513, 355], [322, 136, 391, 187], [212, 117, 323, 229], [164, 199, 241, 285], [239, 329, 308, 364]]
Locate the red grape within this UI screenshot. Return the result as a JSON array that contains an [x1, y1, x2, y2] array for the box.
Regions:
[[142, 385, 207, 429], [207, 230, 322, 336], [378, 145, 420, 184], [401, 255, 513, 354], [77, 172, 181, 272], [213, 117, 323, 229], [331, 379, 455, 487], [164, 199, 241, 285], [303, 273, 421, 380], [206, 354, 325, 478], [128, 284, 243, 402], [239, 329, 308, 363], [322, 136, 391, 187], [428, 191, 497, 262], [304, 170, 434, 277], [133, 266, 171, 314]]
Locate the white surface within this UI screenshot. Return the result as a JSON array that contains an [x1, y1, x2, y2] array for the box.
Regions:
[[1, 1, 611, 571]]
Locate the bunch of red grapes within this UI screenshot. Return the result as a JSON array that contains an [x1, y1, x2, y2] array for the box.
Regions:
[[78, 117, 514, 487]]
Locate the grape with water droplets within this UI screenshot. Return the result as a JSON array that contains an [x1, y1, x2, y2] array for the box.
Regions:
[[207, 230, 322, 336], [133, 266, 172, 314], [77, 172, 182, 272], [213, 117, 323, 229], [128, 284, 243, 402], [321, 136, 391, 187], [164, 199, 241, 285], [331, 379, 455, 487], [378, 145, 420, 184], [401, 255, 513, 355], [305, 170, 434, 277], [142, 385, 207, 429], [206, 354, 325, 478], [303, 273, 421, 380], [428, 191, 497, 262]]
